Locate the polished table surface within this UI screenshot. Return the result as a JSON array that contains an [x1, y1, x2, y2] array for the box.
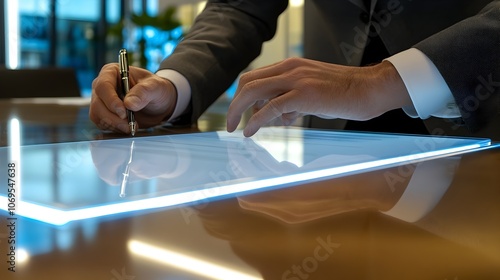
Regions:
[[0, 98, 499, 279]]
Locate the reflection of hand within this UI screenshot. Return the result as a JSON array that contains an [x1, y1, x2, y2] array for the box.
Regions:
[[90, 139, 190, 186], [89, 63, 177, 134], [238, 169, 408, 224], [227, 138, 408, 224], [226, 58, 410, 136], [233, 137, 462, 224], [227, 138, 300, 178], [228, 136, 377, 177]]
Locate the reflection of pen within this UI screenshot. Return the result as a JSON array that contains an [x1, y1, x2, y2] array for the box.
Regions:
[[120, 140, 135, 198], [119, 49, 136, 136]]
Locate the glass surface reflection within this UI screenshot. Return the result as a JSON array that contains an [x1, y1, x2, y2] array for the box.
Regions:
[[0, 127, 492, 225], [189, 148, 500, 279], [236, 155, 462, 224]]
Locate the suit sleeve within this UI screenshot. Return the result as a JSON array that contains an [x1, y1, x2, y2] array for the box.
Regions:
[[414, 1, 500, 132], [158, 0, 288, 125]]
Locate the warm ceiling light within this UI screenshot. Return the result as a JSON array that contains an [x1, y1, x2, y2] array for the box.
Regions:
[[128, 240, 262, 280]]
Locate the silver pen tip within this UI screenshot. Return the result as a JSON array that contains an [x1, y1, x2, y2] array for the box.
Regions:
[[129, 122, 136, 136]]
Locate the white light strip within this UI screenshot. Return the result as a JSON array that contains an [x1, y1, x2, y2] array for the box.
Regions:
[[0, 143, 486, 225], [290, 0, 304, 7], [128, 240, 262, 280], [8, 118, 21, 203], [5, 0, 20, 69], [8, 118, 21, 162], [17, 248, 30, 264]]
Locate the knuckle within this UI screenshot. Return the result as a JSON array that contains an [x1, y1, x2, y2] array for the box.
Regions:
[[91, 77, 99, 89], [238, 71, 255, 85], [283, 69, 300, 82], [93, 80, 114, 96], [267, 98, 284, 115], [297, 78, 316, 91], [89, 96, 99, 115], [242, 79, 261, 94], [88, 112, 98, 124], [281, 59, 308, 83], [282, 57, 302, 67], [93, 63, 119, 91], [98, 118, 111, 130], [134, 79, 155, 94]]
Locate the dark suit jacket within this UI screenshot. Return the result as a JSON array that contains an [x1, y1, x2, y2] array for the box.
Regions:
[[159, 0, 499, 137]]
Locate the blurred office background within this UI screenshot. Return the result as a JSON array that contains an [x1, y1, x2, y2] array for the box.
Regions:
[[0, 0, 303, 97]]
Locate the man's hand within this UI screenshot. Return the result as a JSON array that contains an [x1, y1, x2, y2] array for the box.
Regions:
[[89, 63, 177, 134], [226, 57, 411, 137]]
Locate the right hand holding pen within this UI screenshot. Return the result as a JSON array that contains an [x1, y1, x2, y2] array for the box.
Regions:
[[89, 63, 177, 134]]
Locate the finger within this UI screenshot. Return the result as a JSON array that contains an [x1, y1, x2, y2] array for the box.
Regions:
[[228, 59, 305, 132], [243, 90, 301, 137], [124, 77, 171, 112], [227, 139, 299, 183], [234, 61, 285, 98], [90, 71, 130, 134], [92, 64, 127, 119], [252, 100, 267, 114], [281, 111, 301, 126], [252, 101, 300, 125], [227, 76, 291, 132], [234, 58, 308, 99], [90, 94, 130, 133]]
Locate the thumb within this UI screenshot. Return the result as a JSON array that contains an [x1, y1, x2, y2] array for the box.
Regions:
[[123, 78, 169, 112]]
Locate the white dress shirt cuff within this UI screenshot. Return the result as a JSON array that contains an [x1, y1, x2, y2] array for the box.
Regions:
[[156, 69, 192, 122], [382, 156, 460, 222], [385, 48, 461, 119]]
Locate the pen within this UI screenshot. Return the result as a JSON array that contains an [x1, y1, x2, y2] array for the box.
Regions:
[[120, 140, 135, 198], [118, 48, 136, 136]]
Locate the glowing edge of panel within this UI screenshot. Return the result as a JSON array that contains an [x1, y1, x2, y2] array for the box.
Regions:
[[0, 143, 487, 225]]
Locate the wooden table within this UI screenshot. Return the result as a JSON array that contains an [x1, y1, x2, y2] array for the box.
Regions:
[[0, 98, 499, 279]]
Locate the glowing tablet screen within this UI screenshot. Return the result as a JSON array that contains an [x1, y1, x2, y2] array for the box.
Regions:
[[0, 127, 491, 225]]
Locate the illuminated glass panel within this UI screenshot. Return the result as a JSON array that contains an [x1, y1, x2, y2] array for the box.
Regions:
[[0, 127, 492, 225]]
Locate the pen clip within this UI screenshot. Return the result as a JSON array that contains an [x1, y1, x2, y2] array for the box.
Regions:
[[118, 49, 130, 98], [118, 49, 129, 77]]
